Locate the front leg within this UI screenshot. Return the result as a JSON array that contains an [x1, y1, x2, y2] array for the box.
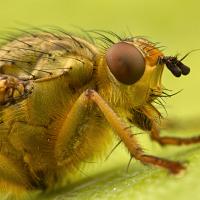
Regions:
[[0, 74, 33, 106], [55, 89, 184, 174], [151, 122, 200, 145], [142, 107, 200, 146]]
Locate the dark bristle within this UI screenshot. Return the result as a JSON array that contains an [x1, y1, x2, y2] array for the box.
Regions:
[[126, 156, 133, 172], [89, 29, 122, 41], [37, 35, 70, 53], [87, 30, 115, 44], [179, 49, 200, 62], [32, 27, 63, 40], [0, 32, 33, 47], [9, 64, 36, 78], [11, 46, 52, 57], [105, 140, 122, 161], [153, 98, 168, 116], [48, 26, 85, 49], [6, 27, 38, 38], [72, 26, 96, 44], [0, 58, 33, 65], [43, 30, 63, 40], [95, 37, 113, 47], [0, 48, 10, 53], [15, 38, 33, 47]]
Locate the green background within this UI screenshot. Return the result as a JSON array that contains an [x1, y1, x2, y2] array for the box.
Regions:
[[0, 0, 200, 200]]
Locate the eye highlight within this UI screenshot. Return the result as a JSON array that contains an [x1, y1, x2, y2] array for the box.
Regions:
[[105, 42, 145, 85]]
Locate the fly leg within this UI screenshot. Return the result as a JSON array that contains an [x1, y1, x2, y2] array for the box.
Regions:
[[150, 122, 200, 146], [55, 89, 185, 174], [142, 107, 200, 146], [0, 74, 33, 106], [55, 89, 92, 164]]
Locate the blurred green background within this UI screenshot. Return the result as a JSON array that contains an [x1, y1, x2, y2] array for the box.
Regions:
[[0, 0, 200, 200]]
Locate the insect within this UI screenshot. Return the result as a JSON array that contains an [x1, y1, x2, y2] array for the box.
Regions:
[[0, 28, 199, 197]]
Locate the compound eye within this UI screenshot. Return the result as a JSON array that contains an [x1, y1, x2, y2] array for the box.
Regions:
[[105, 42, 145, 85]]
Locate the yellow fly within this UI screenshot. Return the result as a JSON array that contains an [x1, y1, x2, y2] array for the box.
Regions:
[[0, 29, 199, 197]]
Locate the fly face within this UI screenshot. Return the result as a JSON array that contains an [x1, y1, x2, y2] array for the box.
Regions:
[[104, 37, 191, 107], [104, 38, 166, 107]]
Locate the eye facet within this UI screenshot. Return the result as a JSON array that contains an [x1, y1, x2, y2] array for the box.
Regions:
[[105, 42, 145, 85]]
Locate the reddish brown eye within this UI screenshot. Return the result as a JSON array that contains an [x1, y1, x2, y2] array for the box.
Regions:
[[105, 42, 145, 85]]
